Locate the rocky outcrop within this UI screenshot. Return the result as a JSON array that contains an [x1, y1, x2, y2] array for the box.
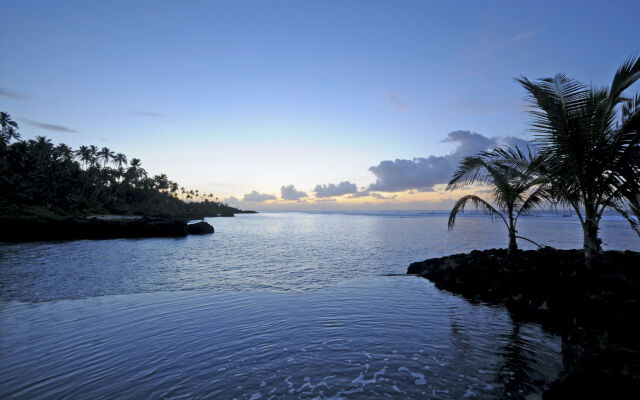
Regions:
[[0, 217, 215, 241], [187, 221, 215, 235], [408, 248, 640, 399]]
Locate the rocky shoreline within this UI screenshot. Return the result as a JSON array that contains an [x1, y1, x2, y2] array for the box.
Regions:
[[0, 216, 216, 242], [408, 248, 640, 399]]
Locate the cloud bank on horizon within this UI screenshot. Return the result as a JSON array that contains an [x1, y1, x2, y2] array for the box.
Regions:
[[224, 130, 533, 209], [366, 130, 531, 193]]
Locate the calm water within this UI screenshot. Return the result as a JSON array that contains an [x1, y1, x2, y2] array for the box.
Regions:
[[1, 212, 638, 399]]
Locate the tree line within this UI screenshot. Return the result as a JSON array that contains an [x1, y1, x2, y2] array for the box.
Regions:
[[447, 55, 640, 259], [0, 114, 240, 218]]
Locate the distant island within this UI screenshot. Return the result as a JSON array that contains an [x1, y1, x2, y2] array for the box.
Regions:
[[0, 111, 254, 241]]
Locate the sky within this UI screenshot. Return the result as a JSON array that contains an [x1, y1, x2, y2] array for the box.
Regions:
[[2, 0, 639, 210]]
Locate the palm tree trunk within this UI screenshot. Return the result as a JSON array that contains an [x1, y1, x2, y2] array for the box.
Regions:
[[507, 210, 518, 255], [583, 218, 602, 259], [508, 231, 518, 254]]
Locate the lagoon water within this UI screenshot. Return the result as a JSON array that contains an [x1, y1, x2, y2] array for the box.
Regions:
[[1, 212, 638, 399]]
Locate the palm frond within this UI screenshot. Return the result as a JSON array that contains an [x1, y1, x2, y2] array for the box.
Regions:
[[448, 195, 507, 231], [609, 54, 640, 101]]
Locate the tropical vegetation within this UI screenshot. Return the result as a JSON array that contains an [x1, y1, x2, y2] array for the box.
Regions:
[[0, 112, 240, 218], [447, 146, 545, 254], [448, 55, 640, 257], [514, 55, 640, 257]]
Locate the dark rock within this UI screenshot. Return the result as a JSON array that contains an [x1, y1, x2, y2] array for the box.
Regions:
[[0, 217, 189, 241], [187, 221, 214, 235], [407, 248, 640, 399]]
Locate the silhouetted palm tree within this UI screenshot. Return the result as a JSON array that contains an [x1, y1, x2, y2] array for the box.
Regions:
[[88, 145, 99, 167], [75, 145, 92, 169], [127, 158, 146, 185], [113, 153, 127, 168], [447, 147, 546, 254], [516, 55, 640, 257], [0, 112, 20, 146], [97, 147, 115, 167], [54, 143, 74, 162]]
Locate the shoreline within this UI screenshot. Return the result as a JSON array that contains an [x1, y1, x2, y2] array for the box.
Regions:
[[0, 216, 216, 242], [407, 248, 640, 399]]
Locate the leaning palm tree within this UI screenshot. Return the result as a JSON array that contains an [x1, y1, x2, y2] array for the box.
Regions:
[[516, 55, 640, 257], [447, 147, 546, 254]]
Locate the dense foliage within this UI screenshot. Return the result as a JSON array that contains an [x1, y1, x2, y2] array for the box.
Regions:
[[0, 112, 240, 218]]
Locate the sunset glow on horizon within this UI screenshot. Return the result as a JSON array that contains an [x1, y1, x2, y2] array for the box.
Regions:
[[2, 0, 638, 210]]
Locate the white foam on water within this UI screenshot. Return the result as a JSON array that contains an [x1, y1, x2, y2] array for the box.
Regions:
[[464, 386, 477, 398], [392, 384, 405, 393], [398, 367, 426, 385], [295, 377, 331, 394], [284, 376, 293, 388]]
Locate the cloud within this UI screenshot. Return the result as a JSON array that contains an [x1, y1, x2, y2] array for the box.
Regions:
[[280, 184, 308, 201], [18, 117, 77, 133], [366, 130, 533, 193], [370, 192, 397, 200], [386, 92, 410, 111], [242, 190, 277, 203], [314, 181, 358, 198], [130, 111, 166, 118], [487, 27, 546, 53], [222, 196, 240, 206], [441, 130, 495, 158], [0, 88, 28, 100]]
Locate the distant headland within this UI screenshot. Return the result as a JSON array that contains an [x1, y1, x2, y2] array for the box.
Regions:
[[0, 111, 255, 241]]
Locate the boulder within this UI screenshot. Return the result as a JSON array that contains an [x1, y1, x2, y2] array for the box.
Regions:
[[187, 221, 214, 235]]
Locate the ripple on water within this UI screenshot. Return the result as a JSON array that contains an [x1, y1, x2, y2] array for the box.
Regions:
[[1, 212, 638, 302], [1, 277, 563, 399], [0, 212, 609, 398]]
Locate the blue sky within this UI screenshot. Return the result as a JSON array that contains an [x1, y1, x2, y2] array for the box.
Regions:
[[2, 0, 638, 209]]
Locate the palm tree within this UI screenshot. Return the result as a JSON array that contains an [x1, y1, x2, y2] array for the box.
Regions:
[[75, 145, 92, 169], [97, 147, 115, 168], [153, 174, 169, 191], [113, 153, 127, 168], [447, 147, 546, 254], [126, 158, 146, 185], [54, 143, 74, 162], [516, 55, 640, 257], [0, 112, 20, 146], [611, 193, 640, 239], [88, 145, 99, 167], [169, 182, 179, 195]]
